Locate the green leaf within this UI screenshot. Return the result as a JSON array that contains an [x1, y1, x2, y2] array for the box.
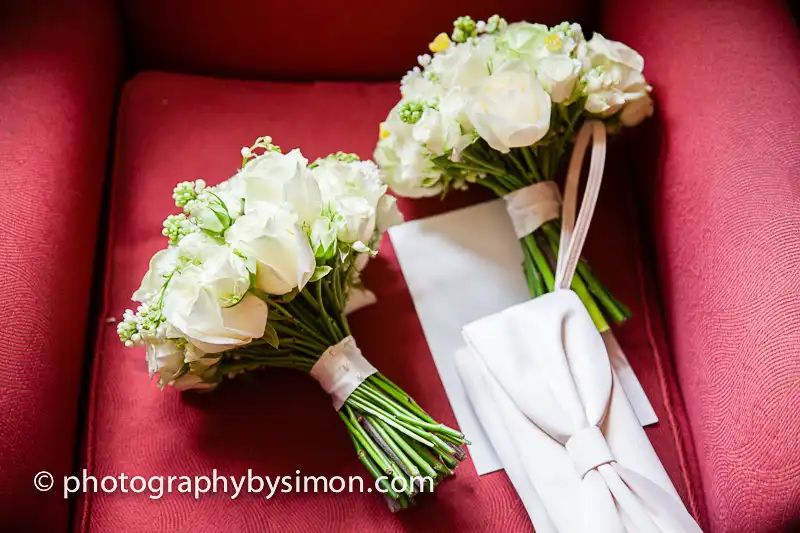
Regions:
[[262, 323, 279, 349], [309, 265, 333, 282]]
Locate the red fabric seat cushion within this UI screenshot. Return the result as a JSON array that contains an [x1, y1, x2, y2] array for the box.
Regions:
[[81, 71, 705, 532]]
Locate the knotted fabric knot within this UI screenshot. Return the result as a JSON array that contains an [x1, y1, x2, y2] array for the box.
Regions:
[[564, 425, 615, 478]]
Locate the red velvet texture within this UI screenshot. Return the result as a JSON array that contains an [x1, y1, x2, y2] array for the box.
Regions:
[[117, 1, 591, 80], [80, 71, 704, 532], [602, 1, 800, 532], [0, 1, 120, 531]]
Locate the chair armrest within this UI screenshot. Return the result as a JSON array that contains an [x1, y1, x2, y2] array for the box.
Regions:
[[601, 1, 800, 531], [0, 1, 121, 530]]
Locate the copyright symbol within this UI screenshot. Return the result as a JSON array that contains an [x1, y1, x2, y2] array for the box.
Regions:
[[34, 471, 54, 492]]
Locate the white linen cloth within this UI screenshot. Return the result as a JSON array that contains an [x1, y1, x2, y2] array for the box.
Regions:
[[455, 121, 702, 532]]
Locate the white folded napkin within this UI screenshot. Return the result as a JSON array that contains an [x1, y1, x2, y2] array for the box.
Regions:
[[456, 121, 702, 532]]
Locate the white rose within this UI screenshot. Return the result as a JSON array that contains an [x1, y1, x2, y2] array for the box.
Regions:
[[176, 232, 219, 261], [374, 139, 442, 198], [438, 88, 476, 161], [309, 216, 338, 259], [412, 107, 462, 156], [146, 339, 185, 382], [214, 174, 246, 219], [226, 203, 316, 295], [502, 22, 548, 58], [374, 106, 444, 198], [588, 32, 644, 72], [239, 149, 322, 222], [375, 194, 403, 235], [537, 55, 581, 103], [185, 194, 231, 234], [620, 92, 654, 126], [144, 337, 219, 390], [333, 196, 375, 244], [312, 159, 385, 209], [466, 61, 552, 153], [310, 158, 397, 245], [583, 63, 651, 117], [133, 247, 180, 303], [428, 36, 496, 90], [504, 22, 585, 63], [162, 246, 267, 354], [583, 32, 652, 119], [171, 372, 218, 391]]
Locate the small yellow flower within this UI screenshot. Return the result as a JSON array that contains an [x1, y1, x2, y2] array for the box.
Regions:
[[379, 123, 390, 140], [544, 33, 563, 52], [429, 33, 451, 53]]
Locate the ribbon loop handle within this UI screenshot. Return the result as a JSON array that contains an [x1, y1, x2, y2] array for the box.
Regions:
[[554, 120, 607, 291]]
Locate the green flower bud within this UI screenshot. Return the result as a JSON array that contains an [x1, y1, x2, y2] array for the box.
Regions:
[[452, 16, 477, 43], [162, 213, 196, 245], [399, 100, 428, 125]]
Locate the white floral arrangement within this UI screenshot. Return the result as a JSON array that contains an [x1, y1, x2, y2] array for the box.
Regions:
[[375, 15, 653, 331], [118, 138, 467, 510]]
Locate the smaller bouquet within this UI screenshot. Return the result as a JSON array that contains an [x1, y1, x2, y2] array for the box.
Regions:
[[118, 138, 468, 510], [375, 15, 654, 332]]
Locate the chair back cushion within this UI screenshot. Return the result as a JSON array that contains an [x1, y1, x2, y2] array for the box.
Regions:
[[119, 0, 591, 79]]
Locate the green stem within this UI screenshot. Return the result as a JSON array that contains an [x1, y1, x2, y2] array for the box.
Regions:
[[341, 407, 393, 476], [522, 244, 545, 298], [462, 152, 507, 176], [275, 301, 331, 348], [437, 451, 459, 469], [507, 151, 530, 181], [358, 383, 464, 442], [365, 415, 421, 479], [525, 147, 544, 181], [373, 417, 439, 481], [360, 414, 419, 478], [318, 280, 343, 340], [478, 178, 508, 196], [351, 437, 401, 501], [369, 374, 436, 424], [522, 234, 555, 292], [347, 396, 436, 448], [541, 222, 628, 324], [409, 440, 452, 477]]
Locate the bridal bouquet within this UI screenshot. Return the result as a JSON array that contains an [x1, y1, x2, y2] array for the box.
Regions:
[[117, 137, 468, 510], [374, 15, 653, 331]]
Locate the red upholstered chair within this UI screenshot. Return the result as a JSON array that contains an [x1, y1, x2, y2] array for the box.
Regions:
[[1, 1, 798, 531]]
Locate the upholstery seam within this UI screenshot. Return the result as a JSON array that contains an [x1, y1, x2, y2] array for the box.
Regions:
[[629, 196, 703, 523], [78, 80, 131, 533]]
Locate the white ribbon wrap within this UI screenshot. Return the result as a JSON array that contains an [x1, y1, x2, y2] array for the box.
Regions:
[[503, 181, 562, 238], [456, 121, 701, 532], [310, 336, 377, 410]]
